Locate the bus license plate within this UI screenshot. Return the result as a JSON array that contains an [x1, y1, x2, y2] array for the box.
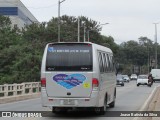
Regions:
[[63, 99, 75, 105]]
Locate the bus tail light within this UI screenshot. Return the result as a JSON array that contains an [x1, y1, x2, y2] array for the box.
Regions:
[[92, 78, 99, 88], [41, 78, 46, 87]]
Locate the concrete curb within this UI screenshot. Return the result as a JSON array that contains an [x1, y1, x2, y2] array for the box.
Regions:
[[139, 87, 158, 111], [132, 85, 160, 120], [0, 93, 41, 104]]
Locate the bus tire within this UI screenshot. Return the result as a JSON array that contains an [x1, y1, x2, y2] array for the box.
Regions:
[[94, 96, 107, 115]]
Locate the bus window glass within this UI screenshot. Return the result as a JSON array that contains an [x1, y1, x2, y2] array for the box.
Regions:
[[46, 43, 93, 71], [106, 54, 111, 71], [102, 53, 107, 72], [109, 56, 113, 71], [98, 52, 103, 73]]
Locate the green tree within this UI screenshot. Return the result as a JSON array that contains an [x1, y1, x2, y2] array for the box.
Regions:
[[0, 15, 22, 84], [101, 35, 119, 54], [0, 15, 119, 84]]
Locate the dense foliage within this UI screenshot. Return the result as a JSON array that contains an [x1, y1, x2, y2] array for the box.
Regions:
[[0, 15, 160, 84]]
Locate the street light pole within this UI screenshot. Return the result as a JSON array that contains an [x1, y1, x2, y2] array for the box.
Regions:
[[87, 23, 109, 42], [58, 0, 66, 42], [78, 17, 80, 42], [100, 23, 109, 26], [87, 29, 95, 42], [88, 30, 90, 42], [148, 45, 150, 73], [153, 23, 159, 69], [83, 22, 86, 42]]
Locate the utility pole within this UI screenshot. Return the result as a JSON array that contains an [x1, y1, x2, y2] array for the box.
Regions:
[[58, 0, 66, 42], [87, 30, 90, 42], [83, 22, 86, 42], [148, 46, 150, 73], [153, 23, 158, 69], [78, 17, 80, 42]]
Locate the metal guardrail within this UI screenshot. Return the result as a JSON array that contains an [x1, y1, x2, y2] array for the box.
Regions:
[[0, 82, 41, 97]]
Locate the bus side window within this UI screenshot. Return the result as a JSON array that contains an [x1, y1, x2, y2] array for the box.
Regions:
[[98, 52, 103, 73], [111, 56, 115, 72], [102, 53, 107, 72], [109, 56, 114, 72], [104, 53, 109, 72], [106, 54, 111, 72]]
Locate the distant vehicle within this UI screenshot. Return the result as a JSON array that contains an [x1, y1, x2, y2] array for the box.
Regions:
[[150, 69, 160, 82], [137, 75, 148, 86], [41, 42, 116, 115], [122, 75, 130, 82], [130, 74, 138, 80], [116, 74, 124, 86]]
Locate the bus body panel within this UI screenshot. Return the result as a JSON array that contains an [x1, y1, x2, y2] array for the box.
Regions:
[[45, 72, 93, 97]]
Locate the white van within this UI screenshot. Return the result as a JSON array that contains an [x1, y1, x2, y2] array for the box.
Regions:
[[41, 42, 116, 114], [151, 69, 160, 82]]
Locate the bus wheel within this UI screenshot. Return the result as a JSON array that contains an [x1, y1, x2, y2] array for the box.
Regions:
[[109, 95, 115, 108], [94, 97, 107, 115]]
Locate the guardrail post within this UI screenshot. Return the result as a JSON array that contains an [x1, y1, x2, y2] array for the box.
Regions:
[[4, 84, 8, 97], [22, 83, 25, 95], [37, 83, 40, 92], [33, 82, 40, 93], [13, 83, 17, 96], [29, 83, 33, 94]]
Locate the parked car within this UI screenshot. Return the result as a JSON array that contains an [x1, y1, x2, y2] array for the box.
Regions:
[[122, 75, 130, 82], [116, 74, 124, 86], [130, 74, 138, 80], [137, 75, 148, 86]]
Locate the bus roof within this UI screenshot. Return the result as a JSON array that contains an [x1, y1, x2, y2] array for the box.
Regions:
[[46, 42, 113, 53]]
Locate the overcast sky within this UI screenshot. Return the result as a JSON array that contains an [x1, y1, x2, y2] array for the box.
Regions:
[[21, 0, 160, 44]]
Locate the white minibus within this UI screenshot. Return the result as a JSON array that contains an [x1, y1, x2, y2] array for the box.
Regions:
[[41, 42, 116, 114], [151, 69, 160, 82]]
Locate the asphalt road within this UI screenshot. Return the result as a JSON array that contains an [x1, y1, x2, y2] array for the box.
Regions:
[[0, 81, 159, 120]]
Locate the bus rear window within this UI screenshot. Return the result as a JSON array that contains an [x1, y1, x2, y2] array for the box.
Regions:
[[46, 43, 93, 71]]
